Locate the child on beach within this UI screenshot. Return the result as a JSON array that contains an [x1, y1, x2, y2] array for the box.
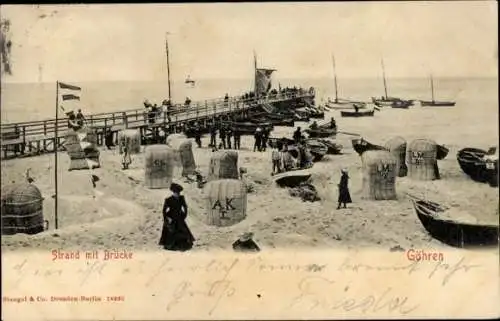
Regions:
[[271, 146, 282, 175], [121, 142, 132, 170]]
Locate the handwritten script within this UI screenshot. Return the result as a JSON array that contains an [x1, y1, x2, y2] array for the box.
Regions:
[[3, 253, 486, 317]]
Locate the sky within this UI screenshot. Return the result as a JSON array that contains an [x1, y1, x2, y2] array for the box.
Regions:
[[0, 2, 498, 83]]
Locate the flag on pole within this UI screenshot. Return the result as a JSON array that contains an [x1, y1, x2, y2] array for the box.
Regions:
[[255, 68, 275, 95], [62, 94, 80, 101], [58, 81, 82, 110], [59, 82, 82, 91]]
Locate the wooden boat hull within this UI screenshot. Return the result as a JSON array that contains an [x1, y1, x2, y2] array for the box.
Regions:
[[420, 100, 456, 107], [391, 101, 412, 109], [340, 110, 375, 117], [228, 121, 273, 135], [317, 139, 343, 154], [413, 200, 499, 248], [309, 113, 325, 119], [305, 128, 337, 138], [457, 148, 498, 187], [274, 169, 312, 188], [305, 140, 328, 162], [252, 118, 294, 127], [351, 138, 387, 156]]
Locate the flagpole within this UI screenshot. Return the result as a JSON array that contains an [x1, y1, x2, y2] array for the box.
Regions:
[[253, 50, 257, 97], [55, 81, 59, 230], [166, 32, 171, 102]]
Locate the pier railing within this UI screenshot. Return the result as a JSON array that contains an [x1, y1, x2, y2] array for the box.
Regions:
[[1, 91, 313, 158]]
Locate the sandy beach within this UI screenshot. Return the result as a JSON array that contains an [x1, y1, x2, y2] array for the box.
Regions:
[[2, 104, 498, 253]]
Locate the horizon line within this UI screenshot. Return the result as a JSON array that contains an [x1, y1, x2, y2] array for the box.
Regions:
[[1, 75, 497, 85]]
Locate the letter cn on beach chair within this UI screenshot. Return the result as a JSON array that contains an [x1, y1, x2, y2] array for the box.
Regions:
[[118, 129, 141, 154], [144, 145, 178, 189], [204, 179, 247, 227], [361, 150, 398, 200], [207, 151, 239, 182], [407, 138, 440, 180], [1, 183, 48, 235], [384, 136, 408, 177]]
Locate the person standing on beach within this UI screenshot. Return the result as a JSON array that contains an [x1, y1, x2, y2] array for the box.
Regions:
[[104, 128, 114, 150], [159, 183, 195, 251], [271, 145, 282, 175], [254, 127, 262, 152], [121, 143, 132, 170], [337, 169, 352, 209], [209, 123, 217, 147], [233, 129, 241, 150], [193, 123, 202, 148], [261, 128, 269, 152], [219, 125, 227, 149], [226, 126, 233, 149]]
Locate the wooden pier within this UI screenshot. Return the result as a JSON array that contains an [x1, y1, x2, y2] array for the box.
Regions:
[[1, 91, 314, 160]]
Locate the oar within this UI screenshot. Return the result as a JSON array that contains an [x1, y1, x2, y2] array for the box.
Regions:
[[337, 130, 361, 136], [405, 193, 449, 211]]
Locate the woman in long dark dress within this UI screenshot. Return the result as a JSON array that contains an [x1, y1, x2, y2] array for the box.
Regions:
[[337, 169, 352, 209], [159, 183, 195, 251]]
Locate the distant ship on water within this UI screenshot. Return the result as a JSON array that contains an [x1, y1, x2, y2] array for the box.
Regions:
[[185, 75, 195, 87]]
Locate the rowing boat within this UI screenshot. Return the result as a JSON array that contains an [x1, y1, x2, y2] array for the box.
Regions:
[[340, 110, 375, 117], [305, 127, 337, 138], [411, 199, 499, 248], [274, 168, 312, 188], [457, 147, 498, 187], [351, 138, 387, 156]]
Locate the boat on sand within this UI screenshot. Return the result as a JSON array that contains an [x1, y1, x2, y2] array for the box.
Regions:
[[274, 168, 312, 188], [351, 138, 387, 156], [411, 198, 499, 248]]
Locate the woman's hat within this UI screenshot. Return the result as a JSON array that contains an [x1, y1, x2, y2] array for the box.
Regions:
[[239, 232, 254, 242], [341, 168, 348, 173], [65, 110, 74, 115], [170, 183, 183, 193]]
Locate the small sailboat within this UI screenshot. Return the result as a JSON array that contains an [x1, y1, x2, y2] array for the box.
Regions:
[[420, 75, 456, 107], [372, 58, 413, 108], [185, 75, 195, 86], [326, 54, 366, 110]]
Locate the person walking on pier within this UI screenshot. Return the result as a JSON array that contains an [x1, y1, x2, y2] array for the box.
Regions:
[[209, 123, 217, 148], [76, 109, 86, 128], [226, 126, 233, 149], [233, 129, 241, 150], [219, 125, 227, 149], [66, 111, 79, 130], [162, 99, 172, 122]]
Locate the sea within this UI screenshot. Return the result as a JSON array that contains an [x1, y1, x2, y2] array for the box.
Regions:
[[1, 77, 498, 146]]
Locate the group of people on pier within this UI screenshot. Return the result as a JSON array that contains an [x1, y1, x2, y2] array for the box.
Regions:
[[66, 109, 87, 130]]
